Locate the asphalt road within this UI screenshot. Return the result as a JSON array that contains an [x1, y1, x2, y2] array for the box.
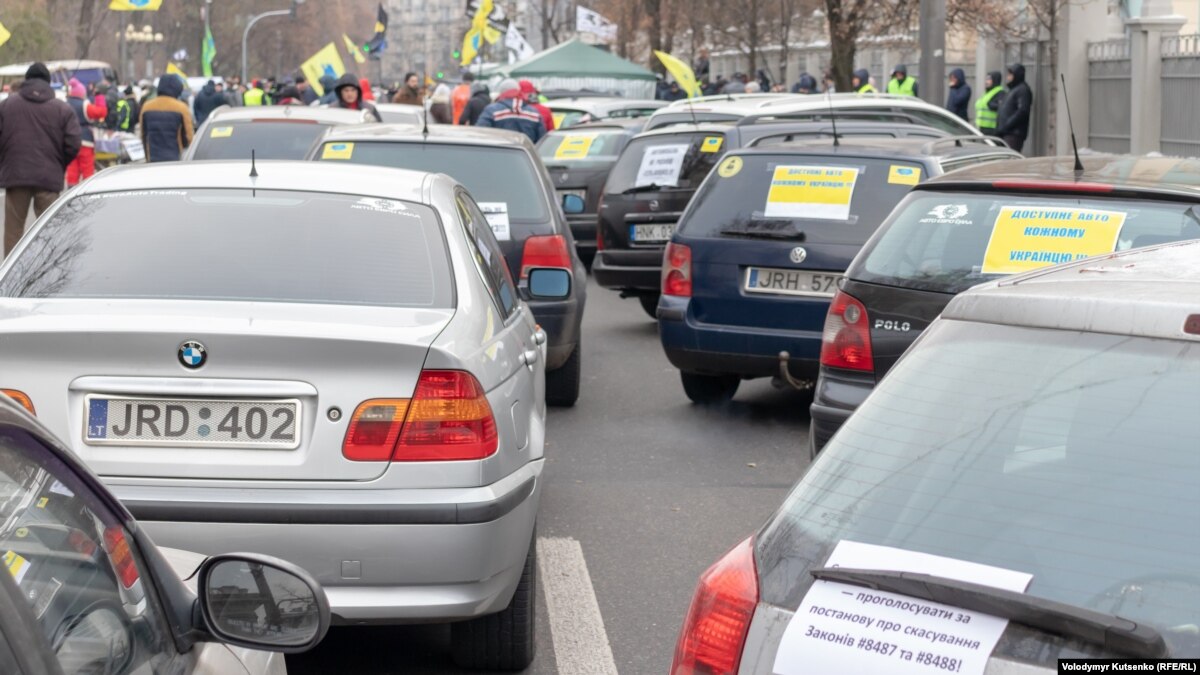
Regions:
[[285, 277, 813, 674]]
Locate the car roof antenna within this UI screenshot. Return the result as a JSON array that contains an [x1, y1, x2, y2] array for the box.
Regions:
[[826, 89, 840, 147], [1060, 73, 1084, 175], [422, 72, 430, 140], [249, 149, 258, 178]]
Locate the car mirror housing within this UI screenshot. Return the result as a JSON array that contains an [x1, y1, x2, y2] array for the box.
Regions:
[[197, 553, 330, 654], [562, 193, 586, 214], [527, 268, 572, 300]]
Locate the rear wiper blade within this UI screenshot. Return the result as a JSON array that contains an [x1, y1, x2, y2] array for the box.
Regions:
[[620, 184, 665, 194], [719, 221, 806, 240], [810, 567, 1168, 659]]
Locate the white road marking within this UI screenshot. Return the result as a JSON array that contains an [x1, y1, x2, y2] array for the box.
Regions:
[[537, 536, 619, 675]]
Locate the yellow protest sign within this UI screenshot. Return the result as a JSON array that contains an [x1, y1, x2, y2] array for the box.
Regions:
[[552, 113, 566, 129], [764, 165, 859, 220], [555, 135, 595, 160], [300, 42, 346, 97], [109, 0, 163, 10], [718, 156, 743, 178], [210, 126, 233, 138], [0, 21, 11, 49], [888, 164, 921, 185], [3, 550, 28, 583], [981, 206, 1127, 275], [321, 142, 355, 160], [166, 62, 187, 79], [700, 136, 724, 153]]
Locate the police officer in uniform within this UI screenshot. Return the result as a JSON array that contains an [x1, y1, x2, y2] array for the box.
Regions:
[[887, 64, 917, 96], [974, 71, 1006, 137], [851, 69, 876, 94]]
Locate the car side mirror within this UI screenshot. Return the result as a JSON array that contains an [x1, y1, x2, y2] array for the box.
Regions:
[[198, 553, 330, 654], [562, 193, 586, 214], [527, 268, 572, 299]]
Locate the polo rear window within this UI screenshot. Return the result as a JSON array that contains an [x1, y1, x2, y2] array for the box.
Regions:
[[191, 122, 334, 160]]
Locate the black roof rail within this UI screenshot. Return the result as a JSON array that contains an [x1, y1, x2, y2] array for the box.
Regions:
[[917, 135, 1010, 154]]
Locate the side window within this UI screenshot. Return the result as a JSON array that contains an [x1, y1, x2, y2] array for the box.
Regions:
[[0, 428, 178, 674], [456, 194, 519, 319]]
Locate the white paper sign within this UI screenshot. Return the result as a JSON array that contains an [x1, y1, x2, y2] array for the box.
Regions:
[[773, 541, 1032, 675], [477, 202, 511, 241], [634, 143, 689, 188]]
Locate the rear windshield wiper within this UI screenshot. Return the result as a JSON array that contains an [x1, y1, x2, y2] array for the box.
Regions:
[[810, 567, 1169, 659], [620, 183, 686, 195], [719, 220, 806, 240]]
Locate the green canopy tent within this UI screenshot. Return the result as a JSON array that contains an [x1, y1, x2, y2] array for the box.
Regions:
[[491, 39, 658, 99]]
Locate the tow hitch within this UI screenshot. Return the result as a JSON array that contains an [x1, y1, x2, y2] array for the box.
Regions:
[[773, 351, 814, 391]]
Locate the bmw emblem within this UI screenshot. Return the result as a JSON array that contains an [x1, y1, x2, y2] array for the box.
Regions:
[[790, 247, 808, 264], [178, 341, 207, 369]]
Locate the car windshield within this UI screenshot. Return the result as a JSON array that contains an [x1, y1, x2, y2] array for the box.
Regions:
[[538, 129, 626, 163], [758, 319, 1200, 655], [0, 189, 453, 308], [191, 122, 336, 160], [604, 132, 728, 194], [853, 191, 1200, 293], [318, 142, 550, 223], [680, 154, 924, 245]]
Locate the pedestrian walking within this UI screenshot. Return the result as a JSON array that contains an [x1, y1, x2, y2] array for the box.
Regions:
[[974, 71, 1006, 136], [331, 73, 382, 122], [139, 74, 193, 162], [296, 76, 319, 105], [791, 73, 819, 94], [243, 79, 269, 106], [694, 49, 711, 82], [945, 68, 971, 122], [519, 80, 555, 131], [115, 86, 139, 132], [887, 64, 918, 96], [318, 75, 338, 105], [392, 73, 422, 106], [476, 78, 546, 142], [66, 78, 106, 187], [458, 83, 490, 125], [429, 83, 453, 124], [0, 62, 81, 255], [852, 69, 876, 94], [193, 79, 224, 125], [996, 63, 1033, 153], [273, 84, 305, 106], [452, 72, 474, 125]]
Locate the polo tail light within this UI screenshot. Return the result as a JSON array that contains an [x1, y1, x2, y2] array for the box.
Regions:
[[103, 526, 140, 590], [393, 370, 498, 461], [662, 242, 692, 297], [671, 537, 758, 675], [820, 290, 874, 372], [521, 235, 572, 278]]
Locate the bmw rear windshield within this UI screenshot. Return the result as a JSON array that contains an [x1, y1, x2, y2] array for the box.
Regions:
[[191, 121, 338, 160], [853, 191, 1200, 293], [603, 132, 728, 194], [0, 189, 453, 307], [678, 153, 925, 245]]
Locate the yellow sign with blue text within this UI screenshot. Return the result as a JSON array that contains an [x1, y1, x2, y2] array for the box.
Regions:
[[981, 206, 1127, 275], [701, 136, 724, 153], [210, 126, 233, 139], [555, 135, 595, 160], [764, 165, 859, 220], [322, 142, 355, 160], [888, 164, 921, 185]]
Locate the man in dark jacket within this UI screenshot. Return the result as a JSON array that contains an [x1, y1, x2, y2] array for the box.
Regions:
[[459, 83, 490, 125], [317, 75, 338, 105], [996, 63, 1033, 153], [791, 73, 819, 94], [0, 63, 82, 255], [139, 74, 193, 162], [193, 80, 224, 126], [945, 68, 971, 121], [331, 73, 382, 122], [477, 78, 546, 142]]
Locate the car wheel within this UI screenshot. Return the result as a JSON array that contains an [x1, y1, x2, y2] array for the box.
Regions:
[[451, 535, 536, 671], [545, 343, 581, 407], [638, 294, 660, 319], [680, 372, 740, 404]]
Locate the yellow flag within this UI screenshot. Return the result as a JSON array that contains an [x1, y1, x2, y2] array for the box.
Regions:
[[0, 21, 10, 49], [461, 0, 494, 65], [342, 34, 366, 65], [654, 50, 702, 99], [109, 0, 163, 10], [300, 42, 346, 97], [460, 29, 482, 67], [167, 62, 187, 79]]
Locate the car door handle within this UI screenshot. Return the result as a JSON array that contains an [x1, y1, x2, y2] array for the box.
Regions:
[[521, 349, 539, 367], [533, 329, 547, 346]]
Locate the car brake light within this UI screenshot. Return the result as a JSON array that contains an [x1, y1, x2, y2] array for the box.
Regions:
[[521, 235, 572, 278], [991, 179, 1114, 193], [671, 537, 758, 675], [1, 390, 34, 415], [597, 226, 605, 251], [662, 242, 692, 297], [820, 290, 874, 371], [103, 526, 140, 589], [393, 370, 498, 461], [343, 399, 411, 461], [1185, 314, 1200, 335]]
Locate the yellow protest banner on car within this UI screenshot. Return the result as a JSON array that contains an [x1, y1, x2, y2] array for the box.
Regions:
[[981, 206, 1127, 275], [300, 42, 346, 97], [555, 135, 595, 160], [764, 165, 859, 220], [888, 164, 921, 185], [701, 136, 724, 153], [322, 142, 355, 160], [210, 126, 233, 138]]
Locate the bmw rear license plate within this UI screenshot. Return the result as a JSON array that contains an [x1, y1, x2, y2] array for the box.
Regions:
[[629, 223, 674, 243], [84, 396, 301, 449], [744, 267, 841, 297]]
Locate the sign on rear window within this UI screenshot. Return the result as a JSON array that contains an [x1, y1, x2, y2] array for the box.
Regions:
[[981, 206, 1127, 274], [764, 166, 860, 221]]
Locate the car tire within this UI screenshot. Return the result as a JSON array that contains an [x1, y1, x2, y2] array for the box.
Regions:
[[639, 294, 660, 319], [680, 372, 740, 404], [545, 344, 581, 407], [451, 536, 536, 671]]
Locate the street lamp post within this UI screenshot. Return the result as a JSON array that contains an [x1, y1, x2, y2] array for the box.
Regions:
[[241, 0, 306, 84], [124, 24, 164, 82]]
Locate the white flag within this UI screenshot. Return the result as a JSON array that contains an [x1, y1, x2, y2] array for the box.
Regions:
[[505, 23, 535, 61], [172, 48, 188, 62], [576, 6, 617, 42]]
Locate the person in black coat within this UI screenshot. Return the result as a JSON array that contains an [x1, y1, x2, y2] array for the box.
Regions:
[[996, 63, 1033, 153], [193, 80, 225, 126], [458, 83, 491, 126], [945, 68, 971, 121]]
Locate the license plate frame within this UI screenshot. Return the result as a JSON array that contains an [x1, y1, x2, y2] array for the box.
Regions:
[[83, 395, 302, 450], [744, 266, 842, 298], [629, 223, 675, 243]]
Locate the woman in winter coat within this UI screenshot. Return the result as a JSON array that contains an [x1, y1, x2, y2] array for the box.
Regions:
[[429, 84, 453, 124]]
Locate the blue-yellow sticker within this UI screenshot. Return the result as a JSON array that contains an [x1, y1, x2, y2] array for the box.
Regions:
[[322, 142, 355, 160], [210, 126, 233, 139], [701, 136, 724, 153], [888, 165, 921, 185]]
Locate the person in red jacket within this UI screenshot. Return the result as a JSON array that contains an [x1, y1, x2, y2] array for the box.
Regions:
[[65, 78, 106, 187], [519, 80, 555, 132]]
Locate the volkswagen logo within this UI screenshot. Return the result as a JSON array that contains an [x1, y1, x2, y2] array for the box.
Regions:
[[558, 172, 570, 184], [649, 200, 660, 211], [178, 341, 207, 369], [789, 247, 808, 264]]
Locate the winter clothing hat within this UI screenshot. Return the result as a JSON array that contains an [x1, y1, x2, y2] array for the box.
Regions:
[[25, 62, 51, 83], [68, 78, 86, 98], [431, 83, 452, 104], [892, 64, 908, 76], [497, 78, 520, 96]]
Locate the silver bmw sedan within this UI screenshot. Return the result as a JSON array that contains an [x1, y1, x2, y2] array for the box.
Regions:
[[0, 161, 564, 671]]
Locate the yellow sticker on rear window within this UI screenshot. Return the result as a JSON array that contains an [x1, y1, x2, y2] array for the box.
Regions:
[[552, 113, 566, 129], [555, 134, 595, 160], [765, 165, 859, 220], [700, 136, 724, 153], [981, 206, 1127, 275], [36, 497, 47, 509], [717, 156, 743, 178], [3, 551, 28, 584], [209, 126, 233, 139], [322, 142, 355, 160], [888, 164, 921, 185]]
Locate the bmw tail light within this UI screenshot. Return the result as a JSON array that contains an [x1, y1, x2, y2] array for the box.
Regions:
[[393, 370, 498, 461], [662, 242, 692, 297], [820, 290, 874, 372], [0, 390, 35, 415], [343, 399, 410, 461], [521, 235, 572, 278], [103, 526, 140, 590], [671, 537, 759, 675]]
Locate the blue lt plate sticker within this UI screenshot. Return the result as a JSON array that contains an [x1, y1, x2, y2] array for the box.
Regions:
[[88, 399, 108, 439], [747, 268, 759, 287]]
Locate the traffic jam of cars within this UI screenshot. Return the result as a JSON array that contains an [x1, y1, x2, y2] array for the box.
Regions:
[[0, 91, 1197, 675]]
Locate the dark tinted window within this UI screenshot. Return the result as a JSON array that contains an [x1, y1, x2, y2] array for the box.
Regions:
[[0, 190, 453, 308], [538, 129, 627, 162], [319, 142, 550, 223], [854, 191, 1200, 293], [678, 154, 926, 245], [604, 132, 728, 194], [191, 122, 335, 160]]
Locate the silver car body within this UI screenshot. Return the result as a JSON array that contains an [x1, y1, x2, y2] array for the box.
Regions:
[[0, 161, 546, 624]]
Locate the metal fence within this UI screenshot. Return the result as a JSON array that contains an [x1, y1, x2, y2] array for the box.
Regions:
[[1003, 40, 1054, 156], [1161, 34, 1200, 157], [1086, 39, 1131, 154]]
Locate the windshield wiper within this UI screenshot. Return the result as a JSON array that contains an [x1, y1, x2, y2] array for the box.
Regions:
[[620, 183, 687, 195], [719, 221, 806, 240], [810, 567, 1169, 659]]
